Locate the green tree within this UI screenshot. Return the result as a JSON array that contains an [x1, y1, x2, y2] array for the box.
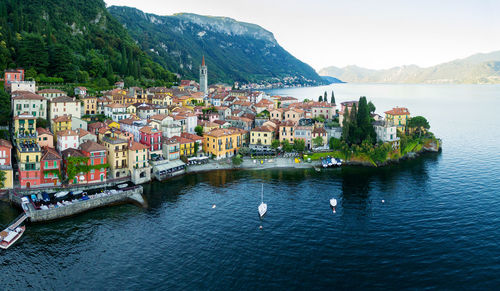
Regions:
[[329, 137, 341, 150], [368, 101, 376, 113], [0, 90, 11, 126], [17, 33, 49, 73], [0, 170, 6, 189], [319, 95, 323, 102], [193, 142, 199, 155], [313, 136, 324, 148], [331, 91, 336, 104], [232, 154, 243, 165], [303, 98, 310, 103], [324, 91, 327, 101], [271, 139, 280, 150], [281, 140, 293, 152], [293, 139, 306, 152], [407, 116, 430, 137], [195, 125, 204, 136], [36, 118, 49, 129]]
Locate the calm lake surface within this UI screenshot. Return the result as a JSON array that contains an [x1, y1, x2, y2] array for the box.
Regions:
[[1, 84, 500, 290]]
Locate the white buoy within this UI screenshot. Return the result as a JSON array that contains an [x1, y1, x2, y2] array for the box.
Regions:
[[381, 200, 385, 203], [212, 204, 216, 209], [259, 225, 263, 230]]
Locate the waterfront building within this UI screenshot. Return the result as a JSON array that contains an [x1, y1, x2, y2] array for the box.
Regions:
[[373, 121, 400, 149], [200, 56, 208, 95], [11, 91, 47, 119], [295, 126, 313, 150], [61, 148, 87, 185], [128, 141, 151, 184], [385, 107, 411, 132], [79, 140, 108, 184], [163, 138, 180, 161], [40, 147, 62, 187], [0, 139, 13, 189], [203, 128, 244, 160], [49, 96, 81, 119], [279, 120, 297, 144], [101, 135, 129, 179], [37, 89, 66, 101], [169, 136, 195, 157], [51, 115, 72, 143], [250, 126, 274, 150], [16, 133, 41, 189]]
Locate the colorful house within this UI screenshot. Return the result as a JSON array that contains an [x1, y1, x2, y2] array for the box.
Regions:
[[128, 141, 151, 184], [52, 114, 72, 142], [250, 126, 274, 150], [170, 136, 195, 157], [14, 112, 36, 138], [57, 129, 79, 153], [16, 137, 41, 189], [203, 128, 245, 160], [385, 107, 411, 132], [0, 139, 13, 189], [139, 126, 162, 154], [79, 141, 107, 184], [40, 147, 62, 187], [101, 135, 129, 179], [36, 127, 54, 148]]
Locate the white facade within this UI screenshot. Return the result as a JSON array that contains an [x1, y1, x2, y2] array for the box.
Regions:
[[57, 133, 79, 153], [12, 93, 48, 119], [120, 120, 147, 142], [10, 81, 36, 93], [50, 97, 81, 119], [104, 104, 130, 121], [374, 122, 399, 143]]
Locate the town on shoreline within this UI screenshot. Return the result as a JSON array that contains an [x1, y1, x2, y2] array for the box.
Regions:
[[0, 58, 441, 197]]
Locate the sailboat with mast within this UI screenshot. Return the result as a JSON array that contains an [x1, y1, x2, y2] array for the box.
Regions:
[[258, 184, 267, 218]]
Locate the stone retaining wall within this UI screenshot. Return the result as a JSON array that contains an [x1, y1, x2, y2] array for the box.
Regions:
[[26, 187, 144, 223]]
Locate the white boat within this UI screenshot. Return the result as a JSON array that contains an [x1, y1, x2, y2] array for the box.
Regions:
[[330, 198, 337, 208], [0, 226, 26, 250], [72, 190, 83, 196], [55, 191, 69, 198], [258, 184, 267, 218], [117, 183, 128, 189]]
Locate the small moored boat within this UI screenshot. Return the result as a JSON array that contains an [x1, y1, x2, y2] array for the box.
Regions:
[[0, 226, 26, 250], [330, 198, 337, 208]]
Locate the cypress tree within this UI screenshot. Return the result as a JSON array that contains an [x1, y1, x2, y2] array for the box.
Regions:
[[319, 95, 323, 102], [331, 91, 335, 104], [324, 91, 327, 101]]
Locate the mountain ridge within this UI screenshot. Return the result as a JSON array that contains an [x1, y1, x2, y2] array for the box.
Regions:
[[319, 51, 500, 84], [109, 6, 325, 85]]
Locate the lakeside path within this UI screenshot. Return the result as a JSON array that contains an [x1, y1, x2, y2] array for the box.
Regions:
[[187, 157, 321, 174]]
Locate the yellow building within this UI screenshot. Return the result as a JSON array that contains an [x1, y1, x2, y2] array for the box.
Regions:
[[51, 115, 72, 142], [128, 141, 151, 184], [14, 112, 36, 136], [171, 136, 195, 157], [203, 128, 244, 160], [82, 96, 98, 115], [250, 126, 274, 149], [385, 107, 411, 131], [101, 135, 129, 178]]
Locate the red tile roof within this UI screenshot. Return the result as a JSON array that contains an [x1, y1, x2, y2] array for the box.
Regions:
[[385, 107, 410, 116]]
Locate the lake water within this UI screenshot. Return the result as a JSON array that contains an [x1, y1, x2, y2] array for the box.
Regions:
[[1, 84, 500, 290]]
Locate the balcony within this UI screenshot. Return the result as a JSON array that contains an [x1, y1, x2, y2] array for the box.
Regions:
[[20, 163, 40, 171]]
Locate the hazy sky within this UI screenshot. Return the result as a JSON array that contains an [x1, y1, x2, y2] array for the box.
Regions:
[[104, 0, 500, 71]]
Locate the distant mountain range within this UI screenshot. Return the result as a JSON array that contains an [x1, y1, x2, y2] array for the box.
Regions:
[[109, 6, 326, 85], [319, 51, 500, 84]]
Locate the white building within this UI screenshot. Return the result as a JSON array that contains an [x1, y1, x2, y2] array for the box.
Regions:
[[104, 103, 130, 121], [38, 89, 66, 101], [312, 102, 336, 120], [373, 121, 400, 148], [11, 91, 48, 119], [10, 81, 36, 93], [57, 129, 79, 153], [50, 96, 81, 119], [119, 118, 147, 142]]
